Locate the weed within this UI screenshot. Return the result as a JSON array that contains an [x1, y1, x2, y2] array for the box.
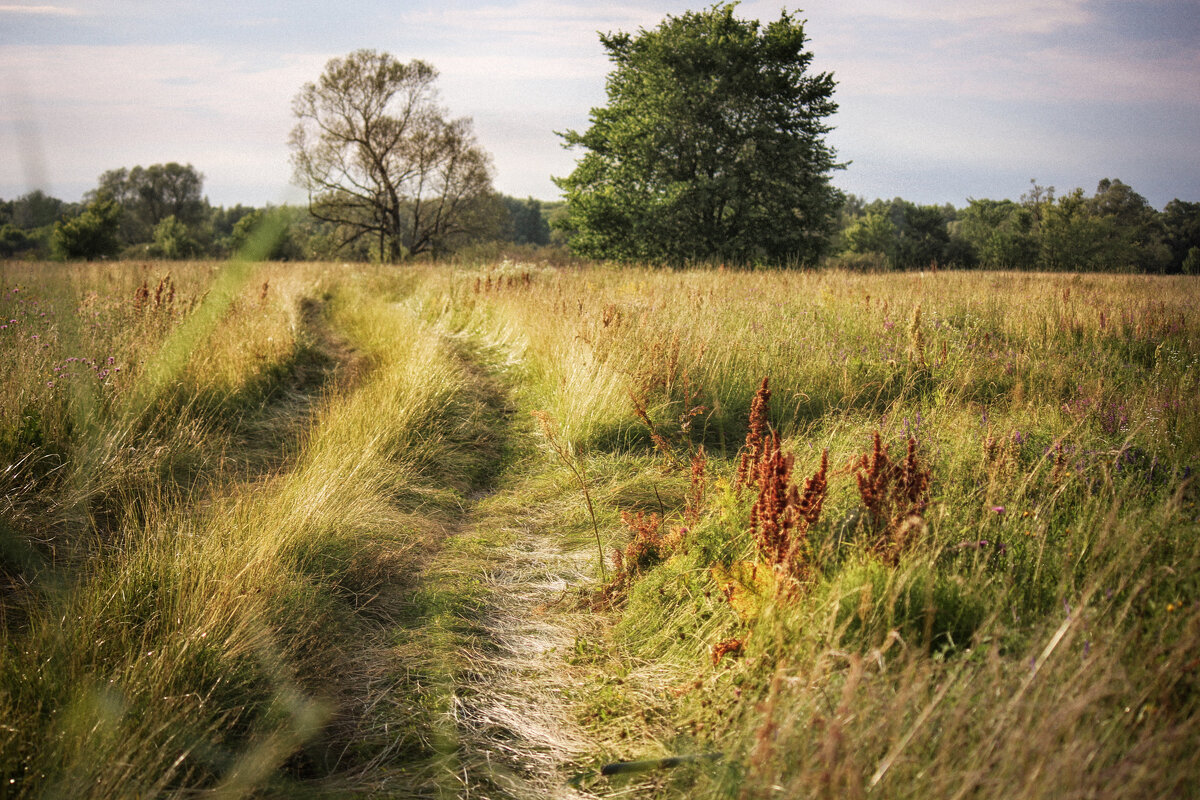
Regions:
[[533, 409, 607, 581], [854, 432, 931, 564]]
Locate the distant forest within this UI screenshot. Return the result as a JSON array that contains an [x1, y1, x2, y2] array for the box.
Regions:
[[2, 163, 1198, 273]]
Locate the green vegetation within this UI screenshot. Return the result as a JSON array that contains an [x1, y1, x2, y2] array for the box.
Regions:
[[554, 4, 843, 264], [2, 258, 1195, 797], [49, 197, 122, 261], [0, 170, 558, 264], [4, 173, 1196, 272], [836, 179, 1200, 273], [3, 6, 1198, 793]]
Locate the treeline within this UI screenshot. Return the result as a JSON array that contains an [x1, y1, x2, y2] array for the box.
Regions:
[[4, 166, 1198, 273], [836, 178, 1200, 274], [0, 162, 564, 262]]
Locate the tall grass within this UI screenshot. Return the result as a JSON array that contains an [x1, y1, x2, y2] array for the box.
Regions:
[[2, 259, 1196, 797], [0, 262, 500, 796], [413, 263, 1199, 796]]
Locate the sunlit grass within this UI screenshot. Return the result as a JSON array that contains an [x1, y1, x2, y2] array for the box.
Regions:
[[0, 261, 501, 795], [410, 263, 1200, 797], [2, 260, 1197, 797]]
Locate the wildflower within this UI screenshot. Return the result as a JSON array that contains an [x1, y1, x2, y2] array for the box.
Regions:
[[991, 505, 1005, 514]]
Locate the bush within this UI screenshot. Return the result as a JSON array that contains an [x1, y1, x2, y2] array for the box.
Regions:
[[149, 215, 202, 259], [51, 199, 122, 260]]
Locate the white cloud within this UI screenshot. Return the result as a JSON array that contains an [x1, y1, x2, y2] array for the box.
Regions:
[[0, 44, 333, 202], [404, 1, 661, 42], [814, 0, 1092, 35], [0, 4, 80, 14]]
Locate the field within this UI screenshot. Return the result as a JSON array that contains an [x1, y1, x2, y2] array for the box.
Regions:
[[1, 259, 1198, 798]]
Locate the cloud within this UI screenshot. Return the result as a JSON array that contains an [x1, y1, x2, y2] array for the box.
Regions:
[[0, 43, 331, 201], [404, 1, 661, 42], [0, 4, 80, 14], [817, 0, 1092, 35]]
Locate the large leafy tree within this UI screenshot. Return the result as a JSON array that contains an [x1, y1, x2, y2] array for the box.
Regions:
[[555, 3, 843, 265], [290, 49, 494, 261]]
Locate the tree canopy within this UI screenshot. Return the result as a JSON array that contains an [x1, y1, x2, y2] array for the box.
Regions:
[[51, 198, 122, 261], [89, 163, 206, 244], [555, 3, 843, 265], [289, 49, 495, 261]]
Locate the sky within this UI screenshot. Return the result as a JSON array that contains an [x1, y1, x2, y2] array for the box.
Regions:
[[2, 0, 1199, 210]]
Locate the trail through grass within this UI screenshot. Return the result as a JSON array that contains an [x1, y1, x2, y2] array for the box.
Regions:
[[3, 261, 1197, 798]]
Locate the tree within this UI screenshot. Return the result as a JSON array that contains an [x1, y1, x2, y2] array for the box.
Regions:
[[555, 3, 843, 265], [1085, 178, 1169, 272], [289, 49, 495, 261], [955, 198, 1036, 269], [51, 198, 122, 260], [89, 163, 206, 244], [0, 224, 32, 257], [499, 195, 551, 245], [11, 190, 68, 230], [149, 215, 202, 259], [843, 211, 897, 265], [1162, 199, 1200, 273]]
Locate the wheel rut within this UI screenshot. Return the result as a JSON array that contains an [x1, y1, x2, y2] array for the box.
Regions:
[[385, 335, 603, 799]]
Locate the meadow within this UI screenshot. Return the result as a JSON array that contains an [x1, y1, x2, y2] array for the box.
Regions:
[[0, 258, 1197, 798]]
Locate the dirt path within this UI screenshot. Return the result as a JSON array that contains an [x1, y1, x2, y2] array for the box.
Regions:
[[440, 483, 602, 798], [378, 335, 606, 799]]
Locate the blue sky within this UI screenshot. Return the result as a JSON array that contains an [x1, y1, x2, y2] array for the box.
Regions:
[[2, 0, 1198, 209]]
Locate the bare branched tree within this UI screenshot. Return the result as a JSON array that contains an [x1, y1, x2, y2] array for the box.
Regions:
[[289, 50, 494, 261]]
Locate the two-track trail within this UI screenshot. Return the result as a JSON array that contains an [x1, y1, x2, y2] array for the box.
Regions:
[[367, 334, 607, 799]]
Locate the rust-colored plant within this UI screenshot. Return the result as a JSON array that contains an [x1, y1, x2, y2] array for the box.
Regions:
[[907, 303, 926, 368], [678, 370, 706, 435], [711, 636, 745, 666], [750, 433, 791, 563], [749, 436, 828, 586], [133, 281, 150, 311], [685, 445, 707, 525], [854, 432, 931, 564], [1052, 439, 1071, 485], [629, 360, 707, 471], [619, 510, 667, 575], [736, 376, 772, 489], [604, 510, 681, 600], [631, 393, 680, 469]]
